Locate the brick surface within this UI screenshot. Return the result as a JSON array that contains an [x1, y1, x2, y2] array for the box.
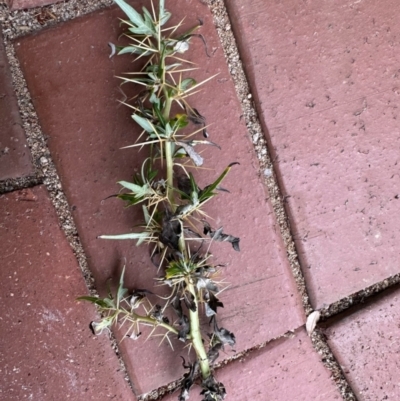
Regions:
[[0, 186, 135, 401], [6, 0, 61, 10], [326, 288, 400, 400], [226, 0, 400, 309], [163, 328, 341, 401], [0, 30, 33, 181], [14, 1, 305, 394]]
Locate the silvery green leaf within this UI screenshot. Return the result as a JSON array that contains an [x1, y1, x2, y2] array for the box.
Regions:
[[128, 25, 154, 36], [114, 0, 145, 28], [118, 180, 152, 197], [132, 114, 155, 133], [159, 0, 171, 26], [118, 46, 145, 55], [160, 11, 171, 26]]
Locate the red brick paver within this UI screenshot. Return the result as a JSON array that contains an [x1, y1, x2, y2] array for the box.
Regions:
[[13, 0, 305, 394], [163, 328, 341, 401], [326, 288, 400, 400], [226, 0, 400, 309], [0, 186, 135, 401], [0, 30, 33, 180]]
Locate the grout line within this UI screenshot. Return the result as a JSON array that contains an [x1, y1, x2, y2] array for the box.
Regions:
[[0, 175, 42, 193], [204, 0, 359, 400]]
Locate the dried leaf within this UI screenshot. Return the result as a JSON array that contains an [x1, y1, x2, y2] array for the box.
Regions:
[[176, 141, 204, 166], [306, 310, 320, 336], [207, 342, 222, 364], [203, 221, 240, 252], [179, 358, 198, 401], [172, 296, 190, 341], [108, 42, 116, 58], [213, 320, 235, 348], [205, 292, 224, 317], [183, 291, 196, 312], [159, 211, 181, 250], [200, 374, 226, 401], [127, 331, 142, 340]]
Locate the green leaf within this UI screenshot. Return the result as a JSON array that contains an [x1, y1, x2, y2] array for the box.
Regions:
[[142, 7, 156, 33], [127, 26, 154, 36], [118, 45, 152, 56], [77, 296, 110, 308], [117, 193, 144, 206], [132, 114, 155, 133], [181, 78, 196, 90], [114, 0, 145, 29], [118, 180, 152, 197], [153, 104, 166, 127], [199, 163, 239, 203], [159, 0, 171, 26]]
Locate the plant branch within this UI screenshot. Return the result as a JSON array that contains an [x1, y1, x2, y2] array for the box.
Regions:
[[187, 281, 210, 379]]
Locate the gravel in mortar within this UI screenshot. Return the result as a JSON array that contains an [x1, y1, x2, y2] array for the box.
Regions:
[[6, 0, 398, 399]]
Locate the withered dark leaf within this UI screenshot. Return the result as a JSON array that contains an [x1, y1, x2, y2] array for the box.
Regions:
[[207, 342, 223, 364], [213, 320, 236, 348], [126, 331, 142, 340], [183, 291, 197, 312], [200, 374, 226, 401], [150, 304, 164, 322], [203, 221, 240, 252], [172, 295, 183, 319], [186, 107, 206, 126], [178, 315, 190, 342], [206, 292, 224, 317], [172, 296, 190, 341], [179, 358, 198, 401], [177, 176, 193, 197], [130, 288, 152, 309], [159, 211, 181, 250]]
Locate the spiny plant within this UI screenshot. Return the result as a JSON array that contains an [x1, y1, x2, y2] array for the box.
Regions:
[[79, 1, 240, 400]]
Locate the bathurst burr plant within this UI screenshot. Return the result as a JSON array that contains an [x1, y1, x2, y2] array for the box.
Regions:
[[79, 1, 239, 399]]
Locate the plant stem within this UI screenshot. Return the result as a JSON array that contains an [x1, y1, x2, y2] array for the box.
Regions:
[[187, 281, 210, 379], [162, 92, 175, 209]]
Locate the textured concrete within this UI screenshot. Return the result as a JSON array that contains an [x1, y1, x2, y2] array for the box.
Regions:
[[14, 0, 305, 394], [163, 328, 341, 401], [226, 0, 400, 309], [6, 0, 62, 10], [0, 185, 135, 401], [326, 287, 400, 400], [0, 30, 33, 181]]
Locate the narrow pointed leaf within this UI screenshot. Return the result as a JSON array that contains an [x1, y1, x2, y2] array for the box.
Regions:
[[199, 162, 239, 203]]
